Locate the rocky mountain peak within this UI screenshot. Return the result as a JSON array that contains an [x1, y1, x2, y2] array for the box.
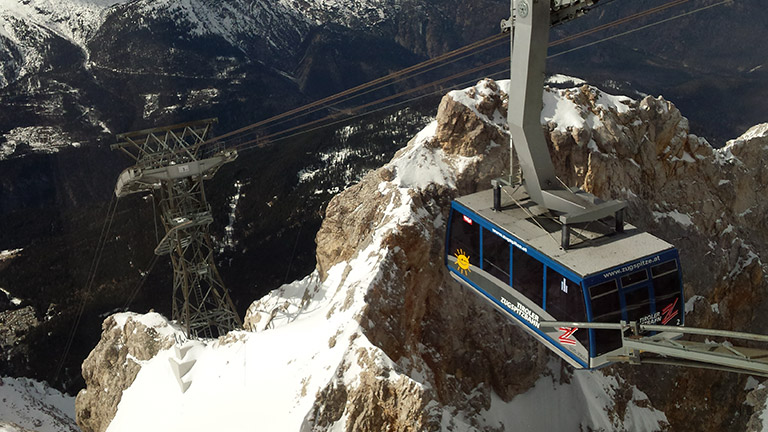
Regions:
[[75, 78, 768, 431], [75, 313, 179, 432]]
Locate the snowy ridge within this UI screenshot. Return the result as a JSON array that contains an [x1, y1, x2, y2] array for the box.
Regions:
[[129, 0, 309, 54], [0, 0, 398, 87], [0, 0, 129, 86], [719, 122, 768, 163], [0, 377, 78, 432], [541, 85, 632, 133], [0, 0, 127, 46], [122, 0, 396, 58]]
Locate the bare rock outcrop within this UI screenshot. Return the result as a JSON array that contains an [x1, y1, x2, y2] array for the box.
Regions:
[[75, 313, 179, 432]]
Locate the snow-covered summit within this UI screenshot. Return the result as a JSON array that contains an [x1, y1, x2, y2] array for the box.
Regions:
[[0, 0, 130, 86], [720, 122, 768, 160], [0, 0, 398, 88], [0, 0, 127, 46]]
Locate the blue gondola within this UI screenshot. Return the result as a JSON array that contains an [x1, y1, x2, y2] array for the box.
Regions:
[[445, 187, 684, 369]]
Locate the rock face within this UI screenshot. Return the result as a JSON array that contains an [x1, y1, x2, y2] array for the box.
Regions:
[[0, 306, 38, 369], [75, 313, 179, 432], [77, 78, 768, 431], [313, 79, 549, 430]]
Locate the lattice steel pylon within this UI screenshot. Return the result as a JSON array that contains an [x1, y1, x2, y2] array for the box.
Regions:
[[112, 118, 242, 338]]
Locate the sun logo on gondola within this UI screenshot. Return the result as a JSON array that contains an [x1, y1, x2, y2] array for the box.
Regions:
[[454, 248, 471, 275]]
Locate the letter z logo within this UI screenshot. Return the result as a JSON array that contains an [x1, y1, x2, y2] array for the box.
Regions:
[[558, 327, 578, 345], [661, 298, 679, 325]]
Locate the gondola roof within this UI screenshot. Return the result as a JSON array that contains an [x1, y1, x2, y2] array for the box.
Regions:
[[454, 187, 675, 279]]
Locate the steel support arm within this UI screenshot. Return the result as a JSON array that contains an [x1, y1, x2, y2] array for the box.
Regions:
[[507, 0, 625, 247]]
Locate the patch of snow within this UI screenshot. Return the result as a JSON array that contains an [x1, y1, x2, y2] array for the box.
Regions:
[[0, 376, 78, 432], [652, 210, 694, 227], [221, 180, 243, 251], [710, 303, 720, 314], [588, 139, 600, 153], [335, 124, 359, 142], [546, 74, 587, 86], [718, 123, 768, 164], [389, 121, 456, 189], [596, 91, 633, 114], [745, 376, 760, 391], [541, 85, 634, 133], [728, 248, 760, 279], [0, 287, 23, 306], [142, 93, 160, 119], [1, 126, 76, 159], [111, 311, 183, 340], [737, 123, 768, 141], [670, 151, 695, 163], [541, 89, 584, 132], [685, 295, 705, 314], [0, 248, 22, 261], [297, 167, 321, 183], [448, 79, 509, 130], [479, 360, 668, 431], [186, 87, 218, 107]]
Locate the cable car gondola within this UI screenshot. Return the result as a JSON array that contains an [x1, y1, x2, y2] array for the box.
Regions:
[[445, 186, 684, 368]]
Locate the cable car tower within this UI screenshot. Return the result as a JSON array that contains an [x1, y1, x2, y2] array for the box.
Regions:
[[112, 118, 242, 338], [445, 0, 768, 377]]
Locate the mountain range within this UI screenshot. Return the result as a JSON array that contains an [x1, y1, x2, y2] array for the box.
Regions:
[[0, 0, 765, 398]]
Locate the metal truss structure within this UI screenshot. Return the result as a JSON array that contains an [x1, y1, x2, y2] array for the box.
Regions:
[[112, 118, 241, 338]]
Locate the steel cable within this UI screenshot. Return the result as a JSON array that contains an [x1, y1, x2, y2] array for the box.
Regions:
[[214, 0, 703, 151], [55, 196, 120, 381]]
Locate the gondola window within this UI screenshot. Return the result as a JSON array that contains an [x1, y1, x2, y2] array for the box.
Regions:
[[449, 211, 479, 269], [512, 247, 543, 306], [589, 280, 623, 355], [482, 229, 510, 283], [651, 260, 681, 305], [546, 268, 588, 346]]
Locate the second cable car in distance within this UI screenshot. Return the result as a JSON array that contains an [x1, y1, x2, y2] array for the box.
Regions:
[[445, 0, 684, 370]]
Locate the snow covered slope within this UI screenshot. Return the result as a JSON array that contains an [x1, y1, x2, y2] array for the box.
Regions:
[[0, 0, 130, 86], [0, 376, 78, 432]]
